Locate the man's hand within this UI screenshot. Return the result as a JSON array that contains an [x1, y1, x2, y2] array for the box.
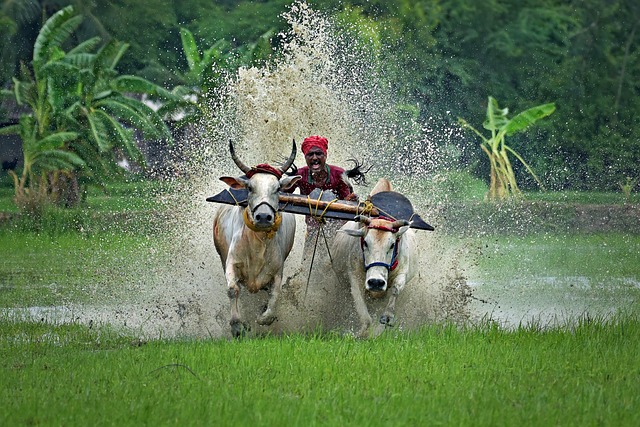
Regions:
[[345, 192, 358, 202]]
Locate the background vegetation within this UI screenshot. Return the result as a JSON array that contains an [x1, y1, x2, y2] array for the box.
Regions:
[[1, 0, 639, 195]]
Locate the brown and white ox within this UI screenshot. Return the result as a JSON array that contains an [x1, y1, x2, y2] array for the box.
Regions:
[[331, 179, 417, 338], [213, 141, 301, 338]]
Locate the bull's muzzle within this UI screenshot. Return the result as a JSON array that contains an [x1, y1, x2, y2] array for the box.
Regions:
[[253, 207, 274, 226], [366, 278, 387, 294], [252, 204, 277, 228]]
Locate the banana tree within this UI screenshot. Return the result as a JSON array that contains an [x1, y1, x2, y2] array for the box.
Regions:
[[0, 116, 84, 210], [459, 97, 556, 200], [3, 5, 178, 208]]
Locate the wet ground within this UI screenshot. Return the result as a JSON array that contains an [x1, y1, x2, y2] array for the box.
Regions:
[[4, 218, 639, 338]]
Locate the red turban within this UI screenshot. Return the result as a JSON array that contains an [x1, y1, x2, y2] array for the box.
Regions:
[[301, 135, 328, 155]]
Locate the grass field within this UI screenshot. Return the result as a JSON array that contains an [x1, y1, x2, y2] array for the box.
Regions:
[[1, 316, 639, 426], [1, 179, 639, 425], [0, 230, 172, 307]]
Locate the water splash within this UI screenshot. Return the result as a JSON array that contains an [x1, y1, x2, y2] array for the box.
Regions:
[[152, 1, 473, 338], [5, 2, 473, 339]]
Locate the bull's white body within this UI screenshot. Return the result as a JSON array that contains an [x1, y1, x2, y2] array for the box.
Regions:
[[214, 205, 296, 335], [214, 205, 296, 293], [331, 179, 417, 338], [212, 141, 300, 338]]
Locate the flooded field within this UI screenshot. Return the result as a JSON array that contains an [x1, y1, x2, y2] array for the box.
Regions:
[[2, 3, 639, 338]]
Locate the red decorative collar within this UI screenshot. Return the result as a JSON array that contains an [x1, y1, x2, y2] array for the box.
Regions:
[[245, 163, 283, 179]]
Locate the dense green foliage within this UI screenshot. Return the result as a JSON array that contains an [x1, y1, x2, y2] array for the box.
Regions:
[[1, 5, 177, 211], [2, 0, 639, 192], [1, 317, 639, 426]]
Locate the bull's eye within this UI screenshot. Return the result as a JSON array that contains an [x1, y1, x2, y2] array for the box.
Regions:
[[362, 241, 368, 248], [389, 242, 395, 251]]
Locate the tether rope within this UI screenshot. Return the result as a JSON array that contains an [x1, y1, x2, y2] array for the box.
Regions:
[[225, 188, 246, 206], [306, 190, 340, 223]]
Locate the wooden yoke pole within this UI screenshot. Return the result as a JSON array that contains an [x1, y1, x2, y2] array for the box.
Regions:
[[278, 193, 379, 216]]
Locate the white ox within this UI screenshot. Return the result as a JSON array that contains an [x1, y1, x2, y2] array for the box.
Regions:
[[331, 179, 417, 338], [213, 141, 301, 338]]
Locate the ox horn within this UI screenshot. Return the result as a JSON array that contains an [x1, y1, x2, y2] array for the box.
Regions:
[[229, 140, 251, 174], [279, 139, 297, 173], [391, 219, 411, 229], [354, 215, 372, 226]]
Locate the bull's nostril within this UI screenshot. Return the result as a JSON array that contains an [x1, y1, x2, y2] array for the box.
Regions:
[[255, 213, 273, 224], [367, 278, 386, 291]]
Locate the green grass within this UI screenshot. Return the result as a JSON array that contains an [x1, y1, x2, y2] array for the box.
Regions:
[[1, 179, 639, 425], [1, 317, 639, 426], [0, 230, 171, 307], [524, 190, 640, 205], [404, 170, 640, 205], [0, 179, 173, 214]]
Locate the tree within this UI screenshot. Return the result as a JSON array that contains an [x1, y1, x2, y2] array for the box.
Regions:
[[158, 26, 276, 130], [1, 5, 177, 209], [458, 97, 556, 200]]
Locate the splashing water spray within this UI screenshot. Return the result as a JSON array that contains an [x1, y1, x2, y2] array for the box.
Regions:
[[42, 2, 472, 339]]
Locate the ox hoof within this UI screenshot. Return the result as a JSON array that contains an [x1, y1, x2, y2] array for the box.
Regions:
[[230, 319, 250, 339], [257, 312, 276, 326], [379, 313, 395, 326]]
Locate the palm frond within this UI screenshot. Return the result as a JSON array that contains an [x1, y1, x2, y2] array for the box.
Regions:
[[112, 75, 179, 101], [94, 110, 145, 167], [86, 112, 112, 152], [34, 131, 78, 151], [96, 97, 172, 142], [68, 36, 101, 55], [180, 27, 200, 71], [33, 6, 82, 64], [0, 124, 20, 136], [32, 149, 85, 172], [94, 39, 129, 71]]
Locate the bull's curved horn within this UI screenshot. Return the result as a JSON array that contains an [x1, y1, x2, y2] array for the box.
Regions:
[[391, 219, 410, 229], [354, 215, 372, 226], [229, 140, 251, 174], [279, 139, 297, 173]]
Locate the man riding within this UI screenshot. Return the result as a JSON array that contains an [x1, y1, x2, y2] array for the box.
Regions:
[[288, 135, 358, 202]]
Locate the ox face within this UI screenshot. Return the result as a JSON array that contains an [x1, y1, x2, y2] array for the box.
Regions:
[[220, 173, 300, 230], [219, 140, 301, 231], [342, 217, 410, 297]]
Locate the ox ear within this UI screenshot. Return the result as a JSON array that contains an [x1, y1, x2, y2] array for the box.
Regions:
[[220, 176, 249, 189], [279, 174, 301, 191]]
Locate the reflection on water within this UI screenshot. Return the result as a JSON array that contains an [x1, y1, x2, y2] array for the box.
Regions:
[[468, 276, 640, 329]]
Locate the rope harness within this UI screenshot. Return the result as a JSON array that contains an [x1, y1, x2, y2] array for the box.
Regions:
[[226, 188, 282, 239], [242, 207, 281, 238]]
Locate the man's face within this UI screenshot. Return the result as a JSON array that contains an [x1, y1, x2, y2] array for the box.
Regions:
[[305, 148, 326, 173]]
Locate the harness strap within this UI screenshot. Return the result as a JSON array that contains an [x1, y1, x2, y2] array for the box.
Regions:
[[305, 191, 339, 223]]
